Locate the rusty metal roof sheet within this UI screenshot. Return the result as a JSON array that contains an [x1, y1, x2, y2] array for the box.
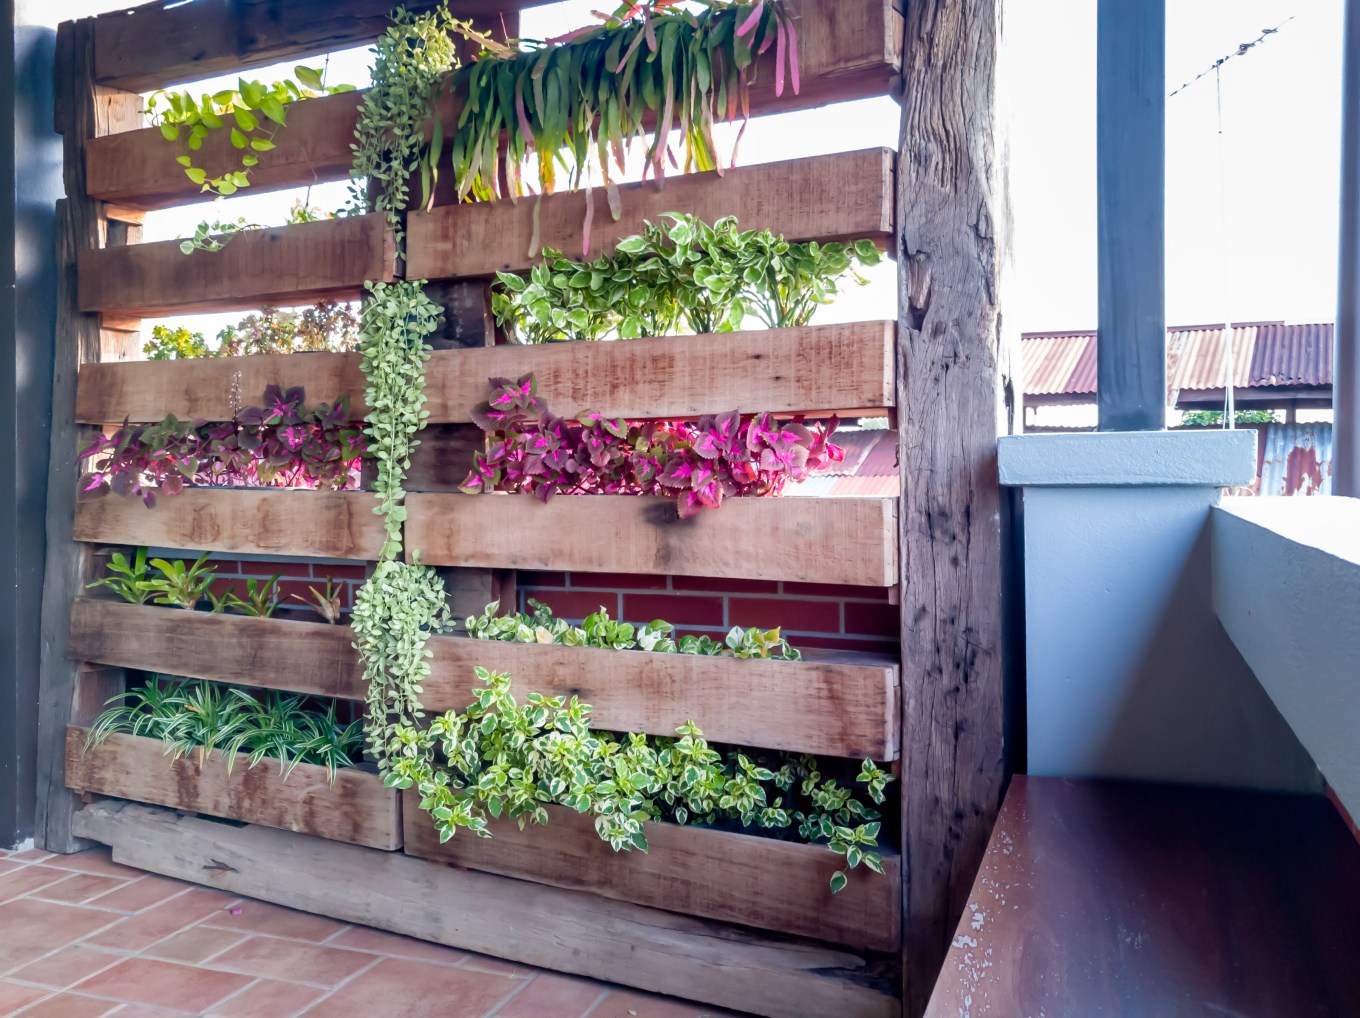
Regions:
[[1254, 422, 1333, 496], [1023, 322, 1334, 398]]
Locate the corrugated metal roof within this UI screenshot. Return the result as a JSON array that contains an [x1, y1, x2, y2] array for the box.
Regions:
[[1255, 422, 1333, 496], [789, 429, 898, 498], [1023, 322, 1334, 398]]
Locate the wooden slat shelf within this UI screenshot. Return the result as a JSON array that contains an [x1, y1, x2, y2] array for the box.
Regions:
[[404, 799, 901, 952], [67, 599, 901, 760], [77, 214, 396, 317], [65, 728, 401, 850], [75, 801, 900, 1018], [407, 493, 899, 586], [75, 321, 896, 425], [85, 0, 902, 210], [407, 147, 895, 280], [72, 489, 385, 561]]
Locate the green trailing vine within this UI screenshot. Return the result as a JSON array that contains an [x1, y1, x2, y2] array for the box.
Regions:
[[385, 669, 892, 891], [349, 3, 464, 246]]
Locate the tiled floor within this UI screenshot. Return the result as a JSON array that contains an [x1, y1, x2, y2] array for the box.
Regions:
[[0, 846, 744, 1017]]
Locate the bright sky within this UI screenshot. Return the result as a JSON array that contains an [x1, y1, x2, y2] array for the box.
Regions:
[[33, 0, 1351, 340]]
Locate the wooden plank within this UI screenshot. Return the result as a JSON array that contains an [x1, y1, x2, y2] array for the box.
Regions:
[[90, 0, 551, 92], [85, 0, 901, 210], [76, 321, 896, 424], [925, 777, 1360, 1018], [65, 728, 400, 850], [74, 800, 900, 1018], [408, 148, 895, 279], [72, 489, 385, 561], [66, 599, 900, 759], [404, 800, 901, 952], [408, 494, 898, 586], [35, 18, 143, 854], [77, 214, 396, 317], [897, 1, 1009, 1013]]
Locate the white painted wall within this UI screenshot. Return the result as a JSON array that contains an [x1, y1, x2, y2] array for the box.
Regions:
[[1213, 497, 1360, 816], [1001, 431, 1321, 790]]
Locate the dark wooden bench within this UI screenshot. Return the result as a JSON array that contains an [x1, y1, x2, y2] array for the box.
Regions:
[[926, 775, 1360, 1017]]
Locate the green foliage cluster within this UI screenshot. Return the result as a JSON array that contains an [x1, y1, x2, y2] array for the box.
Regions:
[[358, 280, 443, 559], [147, 67, 354, 195], [1180, 409, 1280, 426], [385, 669, 891, 891], [492, 215, 881, 343], [179, 201, 341, 256], [143, 301, 359, 360], [350, 3, 463, 246], [467, 599, 800, 660], [87, 677, 363, 781], [447, 0, 798, 203]]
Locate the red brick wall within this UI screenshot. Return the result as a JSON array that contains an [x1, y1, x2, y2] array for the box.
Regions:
[[208, 558, 899, 656]]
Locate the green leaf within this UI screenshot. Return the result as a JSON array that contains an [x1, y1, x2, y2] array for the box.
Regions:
[[159, 123, 180, 141], [258, 94, 286, 125], [230, 128, 247, 149], [184, 167, 207, 185], [249, 137, 275, 152], [829, 870, 848, 894], [294, 65, 325, 91]]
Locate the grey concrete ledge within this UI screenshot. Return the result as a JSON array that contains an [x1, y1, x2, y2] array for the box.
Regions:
[[1215, 495, 1360, 566], [998, 430, 1257, 487]]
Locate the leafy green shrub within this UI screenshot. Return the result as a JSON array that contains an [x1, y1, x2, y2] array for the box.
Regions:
[[386, 669, 891, 891], [467, 599, 800, 660], [87, 677, 364, 781]]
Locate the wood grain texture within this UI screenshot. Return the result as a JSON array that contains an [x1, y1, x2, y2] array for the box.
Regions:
[[72, 489, 385, 560], [90, 0, 552, 92], [77, 214, 396, 317], [926, 777, 1360, 1018], [407, 494, 898, 585], [403, 800, 902, 951], [75, 321, 896, 424], [74, 800, 900, 1018], [408, 148, 895, 279], [66, 599, 899, 759], [35, 19, 143, 854], [85, 0, 901, 210], [65, 729, 401, 850], [896, 1, 1009, 1012]]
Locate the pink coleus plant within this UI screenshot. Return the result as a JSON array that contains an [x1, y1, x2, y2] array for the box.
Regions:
[[461, 375, 841, 518]]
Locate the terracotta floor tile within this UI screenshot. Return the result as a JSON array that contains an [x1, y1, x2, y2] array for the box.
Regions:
[[32, 875, 129, 907], [14, 993, 121, 1018], [84, 877, 190, 915], [39, 852, 142, 881], [83, 889, 239, 952], [494, 973, 609, 1018], [0, 861, 20, 876], [9, 850, 54, 863], [462, 955, 533, 979], [324, 927, 471, 967], [202, 901, 344, 943], [298, 958, 518, 1018], [206, 978, 325, 1018], [0, 899, 123, 971], [142, 925, 244, 965], [7, 946, 122, 989], [0, 867, 77, 904], [0, 981, 48, 1013], [587, 990, 748, 1018], [205, 938, 373, 988], [73, 957, 251, 1013], [104, 1006, 183, 1017]]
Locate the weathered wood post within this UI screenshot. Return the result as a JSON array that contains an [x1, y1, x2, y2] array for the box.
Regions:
[[897, 1, 1009, 1012]]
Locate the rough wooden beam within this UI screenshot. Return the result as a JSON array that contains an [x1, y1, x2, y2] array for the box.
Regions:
[[74, 801, 900, 1018], [896, 0, 1009, 1013]]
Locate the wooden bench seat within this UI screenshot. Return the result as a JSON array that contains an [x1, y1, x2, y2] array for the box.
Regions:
[[926, 775, 1360, 1017]]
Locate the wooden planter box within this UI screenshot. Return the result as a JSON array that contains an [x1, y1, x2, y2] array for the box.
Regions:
[[407, 148, 894, 279], [65, 728, 401, 850], [77, 214, 396, 317], [407, 493, 898, 586], [403, 798, 900, 952], [68, 599, 900, 760], [73, 489, 385, 561], [85, 0, 902, 210], [76, 321, 895, 425]]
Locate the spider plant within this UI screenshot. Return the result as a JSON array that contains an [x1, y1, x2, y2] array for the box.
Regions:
[[85, 677, 194, 750], [143, 552, 217, 610], [294, 701, 365, 779], [85, 547, 156, 604], [172, 679, 251, 767], [292, 578, 344, 624]]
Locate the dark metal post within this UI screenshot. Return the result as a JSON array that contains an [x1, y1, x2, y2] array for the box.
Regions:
[[1096, 0, 1166, 431], [1337, 0, 1360, 496]]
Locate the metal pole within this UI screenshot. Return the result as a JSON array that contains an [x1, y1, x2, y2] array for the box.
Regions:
[[1096, 0, 1167, 432], [1337, 0, 1360, 496]]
